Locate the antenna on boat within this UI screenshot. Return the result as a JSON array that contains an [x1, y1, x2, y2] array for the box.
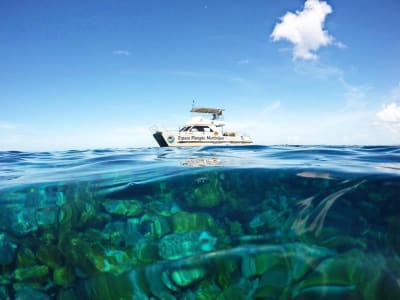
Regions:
[[192, 99, 195, 109]]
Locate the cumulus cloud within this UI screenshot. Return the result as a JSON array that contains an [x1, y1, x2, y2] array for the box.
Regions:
[[271, 0, 335, 60], [376, 83, 400, 136], [113, 50, 131, 56], [377, 103, 400, 123]]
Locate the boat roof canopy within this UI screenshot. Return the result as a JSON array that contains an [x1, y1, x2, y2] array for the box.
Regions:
[[191, 107, 224, 115]]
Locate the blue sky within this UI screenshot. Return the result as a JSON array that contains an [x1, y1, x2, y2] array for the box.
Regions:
[[1, 0, 400, 150]]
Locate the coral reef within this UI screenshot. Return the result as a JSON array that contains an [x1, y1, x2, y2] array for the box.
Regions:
[[0, 169, 399, 299]]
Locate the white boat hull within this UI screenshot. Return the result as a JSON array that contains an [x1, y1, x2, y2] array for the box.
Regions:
[[153, 131, 253, 147]]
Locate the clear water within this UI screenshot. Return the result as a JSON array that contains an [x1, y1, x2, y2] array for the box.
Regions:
[[0, 146, 399, 299]]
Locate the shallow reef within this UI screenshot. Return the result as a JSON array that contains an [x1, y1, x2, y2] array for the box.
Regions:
[[1, 148, 400, 299]]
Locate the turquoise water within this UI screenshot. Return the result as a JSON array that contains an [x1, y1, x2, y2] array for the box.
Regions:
[[0, 146, 400, 299]]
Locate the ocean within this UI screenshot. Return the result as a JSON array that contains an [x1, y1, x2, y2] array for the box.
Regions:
[[0, 145, 399, 299]]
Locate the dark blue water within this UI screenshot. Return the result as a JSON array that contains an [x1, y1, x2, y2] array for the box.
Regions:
[[0, 146, 399, 299]]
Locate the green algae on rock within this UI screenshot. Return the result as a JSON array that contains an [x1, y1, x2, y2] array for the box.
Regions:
[[53, 266, 75, 287], [140, 214, 171, 238], [170, 267, 208, 287], [36, 244, 63, 269], [14, 265, 49, 282], [159, 231, 217, 260], [171, 211, 216, 233], [192, 174, 225, 208], [102, 199, 143, 217]]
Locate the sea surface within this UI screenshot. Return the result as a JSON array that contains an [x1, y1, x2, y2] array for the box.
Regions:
[[0, 145, 400, 299]]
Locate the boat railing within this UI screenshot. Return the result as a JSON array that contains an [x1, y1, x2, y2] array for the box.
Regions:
[[223, 132, 236, 137], [149, 125, 161, 134]]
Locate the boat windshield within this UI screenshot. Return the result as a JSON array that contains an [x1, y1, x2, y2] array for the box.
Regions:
[[180, 126, 214, 132], [192, 126, 213, 132], [179, 126, 191, 132]]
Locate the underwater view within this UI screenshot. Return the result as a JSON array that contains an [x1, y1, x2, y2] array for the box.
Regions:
[[0, 145, 400, 299]]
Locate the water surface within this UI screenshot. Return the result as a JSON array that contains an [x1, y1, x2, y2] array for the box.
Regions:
[[0, 146, 399, 299]]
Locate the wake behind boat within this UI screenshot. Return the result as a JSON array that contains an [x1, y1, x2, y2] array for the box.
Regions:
[[152, 107, 253, 147]]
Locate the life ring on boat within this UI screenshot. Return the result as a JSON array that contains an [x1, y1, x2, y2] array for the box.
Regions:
[[167, 135, 175, 143], [214, 131, 218, 136]]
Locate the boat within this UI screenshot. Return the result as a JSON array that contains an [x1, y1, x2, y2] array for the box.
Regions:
[[152, 107, 253, 147]]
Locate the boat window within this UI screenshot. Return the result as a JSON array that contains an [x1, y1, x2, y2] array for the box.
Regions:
[[191, 126, 211, 132]]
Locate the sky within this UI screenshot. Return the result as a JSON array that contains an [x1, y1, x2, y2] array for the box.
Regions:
[[1, 0, 400, 150]]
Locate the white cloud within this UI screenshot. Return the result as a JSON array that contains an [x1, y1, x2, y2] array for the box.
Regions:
[[263, 101, 281, 113], [377, 103, 400, 123], [340, 79, 371, 110], [226, 96, 398, 145], [237, 59, 250, 65], [294, 61, 342, 78], [246, 109, 390, 145], [335, 41, 347, 49], [375, 83, 400, 137], [271, 0, 336, 60], [113, 50, 131, 56]]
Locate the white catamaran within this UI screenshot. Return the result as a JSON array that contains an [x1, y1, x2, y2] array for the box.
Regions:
[[152, 107, 253, 147]]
